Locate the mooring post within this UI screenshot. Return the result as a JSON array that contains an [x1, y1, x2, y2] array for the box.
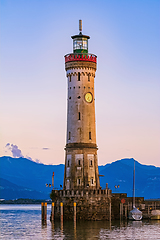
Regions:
[[41, 202, 44, 221], [44, 202, 47, 221], [60, 202, 63, 222], [120, 203, 122, 220], [74, 202, 76, 222], [148, 205, 150, 215], [125, 205, 127, 219], [51, 202, 54, 221], [109, 199, 111, 222]]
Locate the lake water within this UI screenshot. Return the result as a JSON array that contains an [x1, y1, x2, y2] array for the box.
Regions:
[[0, 204, 160, 239]]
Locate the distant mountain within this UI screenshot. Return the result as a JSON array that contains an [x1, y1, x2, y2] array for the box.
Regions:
[[0, 178, 49, 200], [0, 156, 64, 200], [99, 158, 160, 199], [0, 156, 159, 200]]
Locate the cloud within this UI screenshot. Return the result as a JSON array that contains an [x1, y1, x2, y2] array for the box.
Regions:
[[26, 156, 33, 161], [35, 159, 41, 164], [5, 143, 24, 158], [42, 147, 50, 150]]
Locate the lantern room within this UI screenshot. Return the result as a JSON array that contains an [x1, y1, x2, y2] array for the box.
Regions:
[[71, 20, 90, 54]]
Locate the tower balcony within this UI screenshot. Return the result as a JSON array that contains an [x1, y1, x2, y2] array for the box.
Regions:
[[65, 53, 97, 63]]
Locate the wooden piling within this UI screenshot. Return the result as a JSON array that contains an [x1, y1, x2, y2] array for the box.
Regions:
[[109, 199, 111, 222], [60, 202, 63, 222], [74, 202, 76, 222], [44, 202, 47, 221], [120, 203, 123, 220], [125, 205, 128, 219], [41, 202, 44, 221], [51, 202, 54, 221]]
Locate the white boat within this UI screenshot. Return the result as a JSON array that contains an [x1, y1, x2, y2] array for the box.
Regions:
[[150, 210, 160, 220], [129, 160, 142, 221], [129, 207, 142, 220]]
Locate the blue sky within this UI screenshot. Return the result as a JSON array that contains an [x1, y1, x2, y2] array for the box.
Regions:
[[0, 0, 160, 166]]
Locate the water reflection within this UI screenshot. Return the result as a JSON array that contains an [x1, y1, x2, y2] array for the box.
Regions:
[[49, 220, 160, 240], [74, 220, 77, 240], [0, 205, 160, 239]]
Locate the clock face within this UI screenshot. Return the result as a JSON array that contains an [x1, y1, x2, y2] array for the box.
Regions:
[[85, 92, 93, 103]]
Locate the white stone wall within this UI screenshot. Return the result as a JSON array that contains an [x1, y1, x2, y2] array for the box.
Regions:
[[87, 154, 96, 187], [63, 61, 100, 190], [66, 67, 96, 144]]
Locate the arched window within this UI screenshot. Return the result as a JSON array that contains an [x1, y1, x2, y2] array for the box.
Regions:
[[89, 132, 91, 140], [69, 75, 71, 82], [78, 112, 81, 120], [78, 159, 81, 166], [78, 72, 80, 81], [88, 74, 90, 81], [68, 132, 71, 140]]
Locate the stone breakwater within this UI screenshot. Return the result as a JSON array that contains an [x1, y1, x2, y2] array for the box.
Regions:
[[50, 190, 160, 221], [52, 189, 112, 221]]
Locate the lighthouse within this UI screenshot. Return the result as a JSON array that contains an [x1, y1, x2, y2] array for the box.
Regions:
[[63, 20, 100, 190]]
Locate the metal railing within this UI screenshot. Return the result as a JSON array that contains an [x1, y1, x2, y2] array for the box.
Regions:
[[65, 53, 97, 63]]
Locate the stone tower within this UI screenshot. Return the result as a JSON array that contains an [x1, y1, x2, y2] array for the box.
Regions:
[[63, 20, 100, 190]]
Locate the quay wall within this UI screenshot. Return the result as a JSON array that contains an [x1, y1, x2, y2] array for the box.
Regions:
[[52, 189, 112, 221], [50, 191, 160, 220]]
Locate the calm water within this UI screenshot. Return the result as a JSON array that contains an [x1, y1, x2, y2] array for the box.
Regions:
[[0, 205, 160, 240]]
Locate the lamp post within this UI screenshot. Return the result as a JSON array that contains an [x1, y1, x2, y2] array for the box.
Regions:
[[52, 172, 54, 190]]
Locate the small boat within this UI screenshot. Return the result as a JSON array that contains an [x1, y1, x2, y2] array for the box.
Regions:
[[129, 207, 142, 220], [150, 210, 160, 220], [129, 160, 142, 221]]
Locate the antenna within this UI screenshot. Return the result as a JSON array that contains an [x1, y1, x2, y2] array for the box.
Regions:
[[79, 19, 82, 33]]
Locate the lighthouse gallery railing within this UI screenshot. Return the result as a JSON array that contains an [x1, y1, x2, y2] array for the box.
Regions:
[[65, 53, 97, 63]]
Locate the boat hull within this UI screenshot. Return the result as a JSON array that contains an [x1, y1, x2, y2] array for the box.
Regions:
[[129, 214, 142, 221], [129, 207, 142, 221], [150, 210, 160, 220], [150, 215, 160, 220]]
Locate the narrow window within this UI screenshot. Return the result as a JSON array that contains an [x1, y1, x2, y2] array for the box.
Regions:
[[68, 131, 71, 140], [91, 178, 94, 185], [90, 160, 92, 166], [78, 159, 81, 166], [69, 75, 71, 82], [88, 74, 90, 81], [89, 131, 91, 140], [67, 160, 70, 167], [78, 178, 81, 185], [78, 112, 81, 120], [78, 72, 80, 81]]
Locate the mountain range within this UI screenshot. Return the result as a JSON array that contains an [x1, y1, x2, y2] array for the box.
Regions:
[[0, 156, 159, 200]]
